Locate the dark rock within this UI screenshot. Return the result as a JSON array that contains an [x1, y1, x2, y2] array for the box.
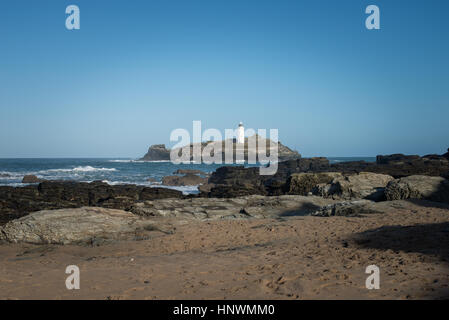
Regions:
[[162, 174, 208, 186], [0, 173, 11, 178], [376, 154, 420, 164], [331, 159, 448, 178], [206, 158, 332, 197], [423, 154, 446, 160], [208, 166, 261, 185], [198, 183, 216, 194], [208, 183, 267, 198], [443, 148, 449, 160], [140, 187, 184, 200], [173, 169, 208, 175], [205, 151, 449, 198], [285, 172, 343, 195], [0, 181, 183, 225], [22, 175, 45, 183], [140, 144, 171, 161]]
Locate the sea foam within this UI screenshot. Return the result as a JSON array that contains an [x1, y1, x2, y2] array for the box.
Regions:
[[40, 166, 117, 173]]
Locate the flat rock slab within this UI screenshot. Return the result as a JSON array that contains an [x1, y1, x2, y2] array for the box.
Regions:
[[311, 198, 449, 217], [0, 207, 158, 245], [131, 195, 338, 220]]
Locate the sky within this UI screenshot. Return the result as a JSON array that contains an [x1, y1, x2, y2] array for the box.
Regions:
[[0, 0, 448, 158]]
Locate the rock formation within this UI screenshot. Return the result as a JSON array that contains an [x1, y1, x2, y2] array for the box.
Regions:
[[173, 169, 209, 176], [331, 153, 449, 178], [131, 194, 337, 220], [0, 181, 183, 225], [443, 148, 449, 160], [22, 175, 46, 183], [0, 207, 158, 245], [0, 195, 339, 245], [141, 144, 171, 161], [204, 151, 449, 198], [385, 175, 449, 203], [324, 172, 394, 201], [285, 172, 343, 195], [285, 172, 393, 201], [162, 173, 208, 186]]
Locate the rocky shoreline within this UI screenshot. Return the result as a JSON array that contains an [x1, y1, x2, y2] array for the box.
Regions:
[[0, 149, 448, 244], [1, 149, 449, 300], [203, 151, 449, 197]]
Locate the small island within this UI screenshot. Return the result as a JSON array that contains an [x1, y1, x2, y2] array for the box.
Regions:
[[140, 124, 301, 163]]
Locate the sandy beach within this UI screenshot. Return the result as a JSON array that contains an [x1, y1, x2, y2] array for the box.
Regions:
[[1, 199, 448, 300]]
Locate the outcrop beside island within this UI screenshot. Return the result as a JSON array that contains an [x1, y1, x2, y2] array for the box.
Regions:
[[141, 144, 171, 161]]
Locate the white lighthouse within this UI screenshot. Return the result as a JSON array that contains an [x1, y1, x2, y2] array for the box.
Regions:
[[237, 122, 245, 144]]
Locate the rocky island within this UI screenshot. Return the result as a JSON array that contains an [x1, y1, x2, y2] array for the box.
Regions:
[[140, 135, 301, 162]]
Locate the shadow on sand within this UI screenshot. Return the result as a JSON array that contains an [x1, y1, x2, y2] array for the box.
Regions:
[[350, 220, 449, 298], [351, 222, 449, 262]]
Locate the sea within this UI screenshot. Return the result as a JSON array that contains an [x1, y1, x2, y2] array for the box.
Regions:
[[0, 157, 376, 194]]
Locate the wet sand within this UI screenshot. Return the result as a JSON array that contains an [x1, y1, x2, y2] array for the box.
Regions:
[[1, 200, 448, 300]]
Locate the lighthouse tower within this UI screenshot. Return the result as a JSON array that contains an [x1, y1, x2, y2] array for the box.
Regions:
[[237, 122, 245, 144]]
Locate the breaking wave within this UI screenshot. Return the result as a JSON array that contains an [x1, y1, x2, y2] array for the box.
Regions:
[[108, 160, 142, 163], [39, 166, 117, 173], [100, 179, 199, 195]]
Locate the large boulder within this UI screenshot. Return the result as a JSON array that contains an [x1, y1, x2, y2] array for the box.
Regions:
[[0, 207, 157, 245], [208, 183, 267, 198], [329, 172, 394, 201], [22, 175, 45, 183], [208, 166, 261, 186], [198, 183, 216, 194], [285, 172, 343, 195], [385, 175, 449, 203], [162, 174, 208, 186]]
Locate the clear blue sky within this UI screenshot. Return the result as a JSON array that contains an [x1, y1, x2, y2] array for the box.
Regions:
[[0, 0, 448, 158]]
